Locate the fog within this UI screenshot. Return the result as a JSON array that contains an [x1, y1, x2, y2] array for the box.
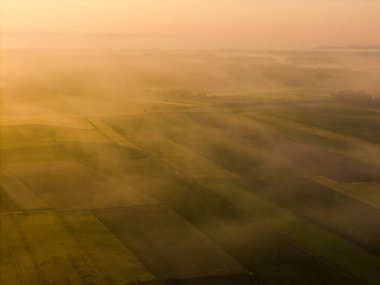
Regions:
[[1, 49, 380, 122], [2, 0, 380, 49], [1, 2, 380, 285]]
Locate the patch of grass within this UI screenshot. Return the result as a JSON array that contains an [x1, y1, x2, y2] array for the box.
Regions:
[[0, 211, 105, 284], [255, 105, 380, 144], [0, 186, 20, 212], [244, 177, 380, 255], [61, 210, 156, 284], [4, 161, 156, 210], [197, 179, 380, 285], [94, 205, 247, 279], [311, 176, 380, 209]]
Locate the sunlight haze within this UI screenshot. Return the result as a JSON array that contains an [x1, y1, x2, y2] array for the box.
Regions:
[[1, 0, 379, 49]]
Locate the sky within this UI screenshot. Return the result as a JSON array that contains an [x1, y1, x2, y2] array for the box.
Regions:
[[1, 0, 379, 49]]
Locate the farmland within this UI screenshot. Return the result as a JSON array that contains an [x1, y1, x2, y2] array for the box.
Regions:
[[1, 49, 380, 284]]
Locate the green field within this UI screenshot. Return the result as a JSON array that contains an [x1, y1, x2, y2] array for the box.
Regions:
[[255, 105, 380, 144], [1, 49, 380, 284], [95, 205, 247, 279]]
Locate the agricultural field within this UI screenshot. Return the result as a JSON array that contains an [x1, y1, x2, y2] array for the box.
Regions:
[[1, 49, 380, 285]]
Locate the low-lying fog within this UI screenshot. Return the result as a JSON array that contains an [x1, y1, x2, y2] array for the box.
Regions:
[[1, 49, 379, 125]]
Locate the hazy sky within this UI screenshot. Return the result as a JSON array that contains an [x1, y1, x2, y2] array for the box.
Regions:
[[1, 0, 379, 49]]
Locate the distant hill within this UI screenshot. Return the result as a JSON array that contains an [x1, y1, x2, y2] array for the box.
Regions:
[[317, 45, 380, 50]]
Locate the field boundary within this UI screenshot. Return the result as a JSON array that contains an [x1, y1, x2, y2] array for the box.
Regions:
[[196, 180, 380, 285], [0, 170, 49, 210], [87, 118, 141, 151], [245, 111, 380, 151], [311, 176, 380, 209]]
